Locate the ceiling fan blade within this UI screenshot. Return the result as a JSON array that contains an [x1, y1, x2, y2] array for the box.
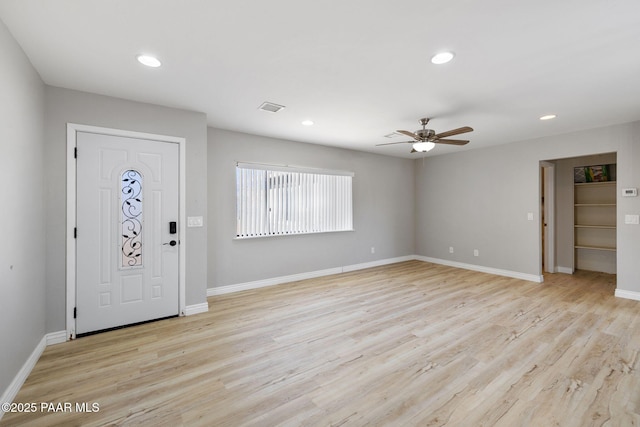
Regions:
[[434, 139, 469, 145], [375, 141, 413, 146], [434, 126, 473, 139], [397, 130, 420, 140]]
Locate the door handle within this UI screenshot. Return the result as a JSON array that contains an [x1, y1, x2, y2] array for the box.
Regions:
[[163, 240, 177, 246]]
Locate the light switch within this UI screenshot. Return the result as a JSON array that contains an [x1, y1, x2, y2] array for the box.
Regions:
[[527, 212, 534, 221], [187, 216, 204, 227], [624, 214, 639, 225]]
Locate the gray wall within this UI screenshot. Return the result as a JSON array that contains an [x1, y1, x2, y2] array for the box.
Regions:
[[0, 20, 45, 391], [44, 87, 208, 332], [416, 142, 542, 275], [415, 121, 640, 293], [208, 128, 415, 288]]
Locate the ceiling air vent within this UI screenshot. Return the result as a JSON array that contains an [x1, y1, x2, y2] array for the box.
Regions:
[[258, 102, 286, 113]]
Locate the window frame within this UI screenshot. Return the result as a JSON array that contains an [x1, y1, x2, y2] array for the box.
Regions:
[[235, 162, 354, 239]]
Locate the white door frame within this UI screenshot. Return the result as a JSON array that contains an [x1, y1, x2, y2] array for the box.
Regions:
[[66, 123, 187, 340], [541, 161, 556, 273]]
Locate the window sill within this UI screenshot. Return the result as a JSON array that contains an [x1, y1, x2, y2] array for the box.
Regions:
[[234, 229, 355, 240]]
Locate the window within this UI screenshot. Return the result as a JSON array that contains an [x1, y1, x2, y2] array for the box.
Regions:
[[121, 169, 143, 267], [236, 163, 353, 238]]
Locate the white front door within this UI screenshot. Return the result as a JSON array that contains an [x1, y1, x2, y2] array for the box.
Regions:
[[76, 131, 180, 334]]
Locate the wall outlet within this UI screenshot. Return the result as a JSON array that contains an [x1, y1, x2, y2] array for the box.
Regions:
[[371, 246, 375, 254], [624, 214, 639, 225], [473, 249, 479, 257], [449, 247, 454, 253], [187, 216, 203, 227]]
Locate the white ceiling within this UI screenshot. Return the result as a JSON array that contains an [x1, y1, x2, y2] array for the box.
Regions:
[[1, 0, 640, 158]]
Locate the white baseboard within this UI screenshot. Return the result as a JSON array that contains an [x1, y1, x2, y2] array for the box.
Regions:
[[46, 330, 67, 346], [0, 331, 67, 419], [341, 255, 416, 273], [0, 335, 46, 419], [208, 255, 417, 296], [416, 256, 544, 283], [185, 302, 209, 316], [615, 289, 640, 301], [206, 255, 542, 296], [557, 266, 573, 274], [208, 267, 343, 296]]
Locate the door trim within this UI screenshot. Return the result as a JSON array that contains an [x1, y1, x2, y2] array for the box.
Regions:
[[541, 161, 556, 274], [66, 123, 187, 340]]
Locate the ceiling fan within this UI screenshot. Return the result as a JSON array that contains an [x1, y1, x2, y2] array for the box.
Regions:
[[377, 118, 473, 153]]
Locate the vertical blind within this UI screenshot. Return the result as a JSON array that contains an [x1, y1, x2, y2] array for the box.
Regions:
[[236, 163, 354, 238]]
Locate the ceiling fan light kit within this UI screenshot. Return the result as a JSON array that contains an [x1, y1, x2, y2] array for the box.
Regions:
[[376, 117, 473, 154], [413, 141, 435, 152]]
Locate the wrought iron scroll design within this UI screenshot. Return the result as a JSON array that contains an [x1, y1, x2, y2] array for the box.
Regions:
[[121, 170, 143, 267]]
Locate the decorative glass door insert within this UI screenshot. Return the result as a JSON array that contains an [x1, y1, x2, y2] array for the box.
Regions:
[[121, 169, 143, 268]]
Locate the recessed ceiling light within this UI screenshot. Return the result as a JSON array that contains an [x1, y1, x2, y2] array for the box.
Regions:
[[431, 51, 455, 65], [539, 114, 557, 121], [136, 54, 162, 68], [301, 120, 314, 126]]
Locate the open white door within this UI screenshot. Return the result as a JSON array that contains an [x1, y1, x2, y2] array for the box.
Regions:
[[75, 131, 180, 334], [541, 162, 556, 274]]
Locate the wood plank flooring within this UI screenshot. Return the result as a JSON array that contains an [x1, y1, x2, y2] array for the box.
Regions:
[[2, 261, 640, 426]]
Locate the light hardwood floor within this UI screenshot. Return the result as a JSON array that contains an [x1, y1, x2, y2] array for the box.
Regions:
[[2, 261, 639, 426]]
